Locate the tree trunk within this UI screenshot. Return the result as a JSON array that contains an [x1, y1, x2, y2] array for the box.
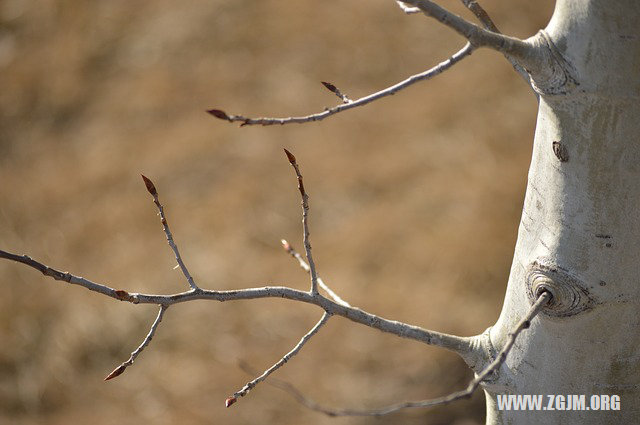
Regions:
[[484, 0, 640, 423]]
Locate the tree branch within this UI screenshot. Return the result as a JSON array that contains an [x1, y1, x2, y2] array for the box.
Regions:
[[250, 291, 551, 416], [207, 42, 474, 126], [284, 149, 319, 296], [400, 0, 532, 58], [0, 248, 473, 357], [281, 239, 351, 308], [0, 160, 476, 362], [459, 0, 535, 95], [105, 304, 168, 380], [226, 312, 331, 407], [141, 174, 200, 291]]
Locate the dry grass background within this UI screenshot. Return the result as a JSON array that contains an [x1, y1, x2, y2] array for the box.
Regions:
[[0, 1, 554, 424]]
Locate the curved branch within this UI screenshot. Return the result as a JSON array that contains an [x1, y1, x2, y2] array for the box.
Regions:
[[207, 42, 474, 127], [252, 292, 551, 417], [0, 248, 473, 358]]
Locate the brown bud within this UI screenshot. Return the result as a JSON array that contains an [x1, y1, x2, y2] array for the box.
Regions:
[[104, 364, 127, 381], [321, 81, 339, 95], [141, 174, 157, 196], [283, 148, 296, 164], [225, 396, 237, 408], [206, 109, 230, 120], [114, 289, 131, 301]]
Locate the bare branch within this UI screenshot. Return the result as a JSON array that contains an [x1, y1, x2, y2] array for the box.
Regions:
[[0, 248, 473, 356], [284, 150, 319, 296], [281, 239, 351, 308], [141, 174, 200, 291], [460, 0, 498, 32], [206, 42, 474, 127], [105, 304, 168, 381], [459, 0, 535, 95], [226, 312, 331, 407], [253, 291, 552, 416], [400, 0, 532, 58]]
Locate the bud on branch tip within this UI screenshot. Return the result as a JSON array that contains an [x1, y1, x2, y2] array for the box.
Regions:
[[225, 396, 237, 408], [321, 81, 339, 95], [206, 109, 230, 121], [104, 364, 127, 381], [141, 174, 157, 196], [283, 148, 296, 164]]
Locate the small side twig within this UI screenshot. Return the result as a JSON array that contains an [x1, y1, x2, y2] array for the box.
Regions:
[[395, 1, 421, 14], [253, 291, 552, 416], [104, 304, 168, 381], [281, 239, 350, 308], [226, 312, 331, 407], [206, 43, 473, 127], [141, 175, 199, 291], [284, 150, 319, 296], [321, 81, 351, 103]]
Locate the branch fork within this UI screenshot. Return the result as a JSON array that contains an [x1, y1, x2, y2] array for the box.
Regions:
[[0, 150, 551, 415]]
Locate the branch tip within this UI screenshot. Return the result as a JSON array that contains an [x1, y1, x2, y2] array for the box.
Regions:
[[104, 364, 127, 381], [321, 81, 338, 94], [225, 396, 237, 408], [141, 174, 157, 196], [283, 148, 297, 164], [281, 239, 291, 251], [206, 109, 230, 121]]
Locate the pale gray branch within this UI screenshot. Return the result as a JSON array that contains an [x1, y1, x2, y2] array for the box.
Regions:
[[0, 248, 473, 357], [401, 0, 532, 58], [206, 42, 474, 126], [256, 291, 551, 416], [284, 149, 319, 295], [459, 0, 535, 95], [141, 175, 199, 291]]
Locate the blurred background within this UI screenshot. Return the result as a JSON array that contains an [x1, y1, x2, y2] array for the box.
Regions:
[[0, 0, 554, 424]]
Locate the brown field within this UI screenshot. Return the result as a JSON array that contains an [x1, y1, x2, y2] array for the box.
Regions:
[[0, 1, 554, 424]]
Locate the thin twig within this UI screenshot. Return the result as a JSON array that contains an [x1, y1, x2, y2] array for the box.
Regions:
[[253, 291, 552, 416], [226, 312, 331, 407], [284, 150, 319, 296], [281, 239, 351, 308], [141, 175, 199, 291], [104, 304, 168, 380], [206, 43, 474, 126]]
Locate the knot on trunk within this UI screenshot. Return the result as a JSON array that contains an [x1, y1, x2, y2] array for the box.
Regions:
[[526, 259, 596, 317]]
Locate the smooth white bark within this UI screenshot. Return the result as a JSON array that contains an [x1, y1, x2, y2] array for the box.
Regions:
[[484, 1, 640, 423]]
